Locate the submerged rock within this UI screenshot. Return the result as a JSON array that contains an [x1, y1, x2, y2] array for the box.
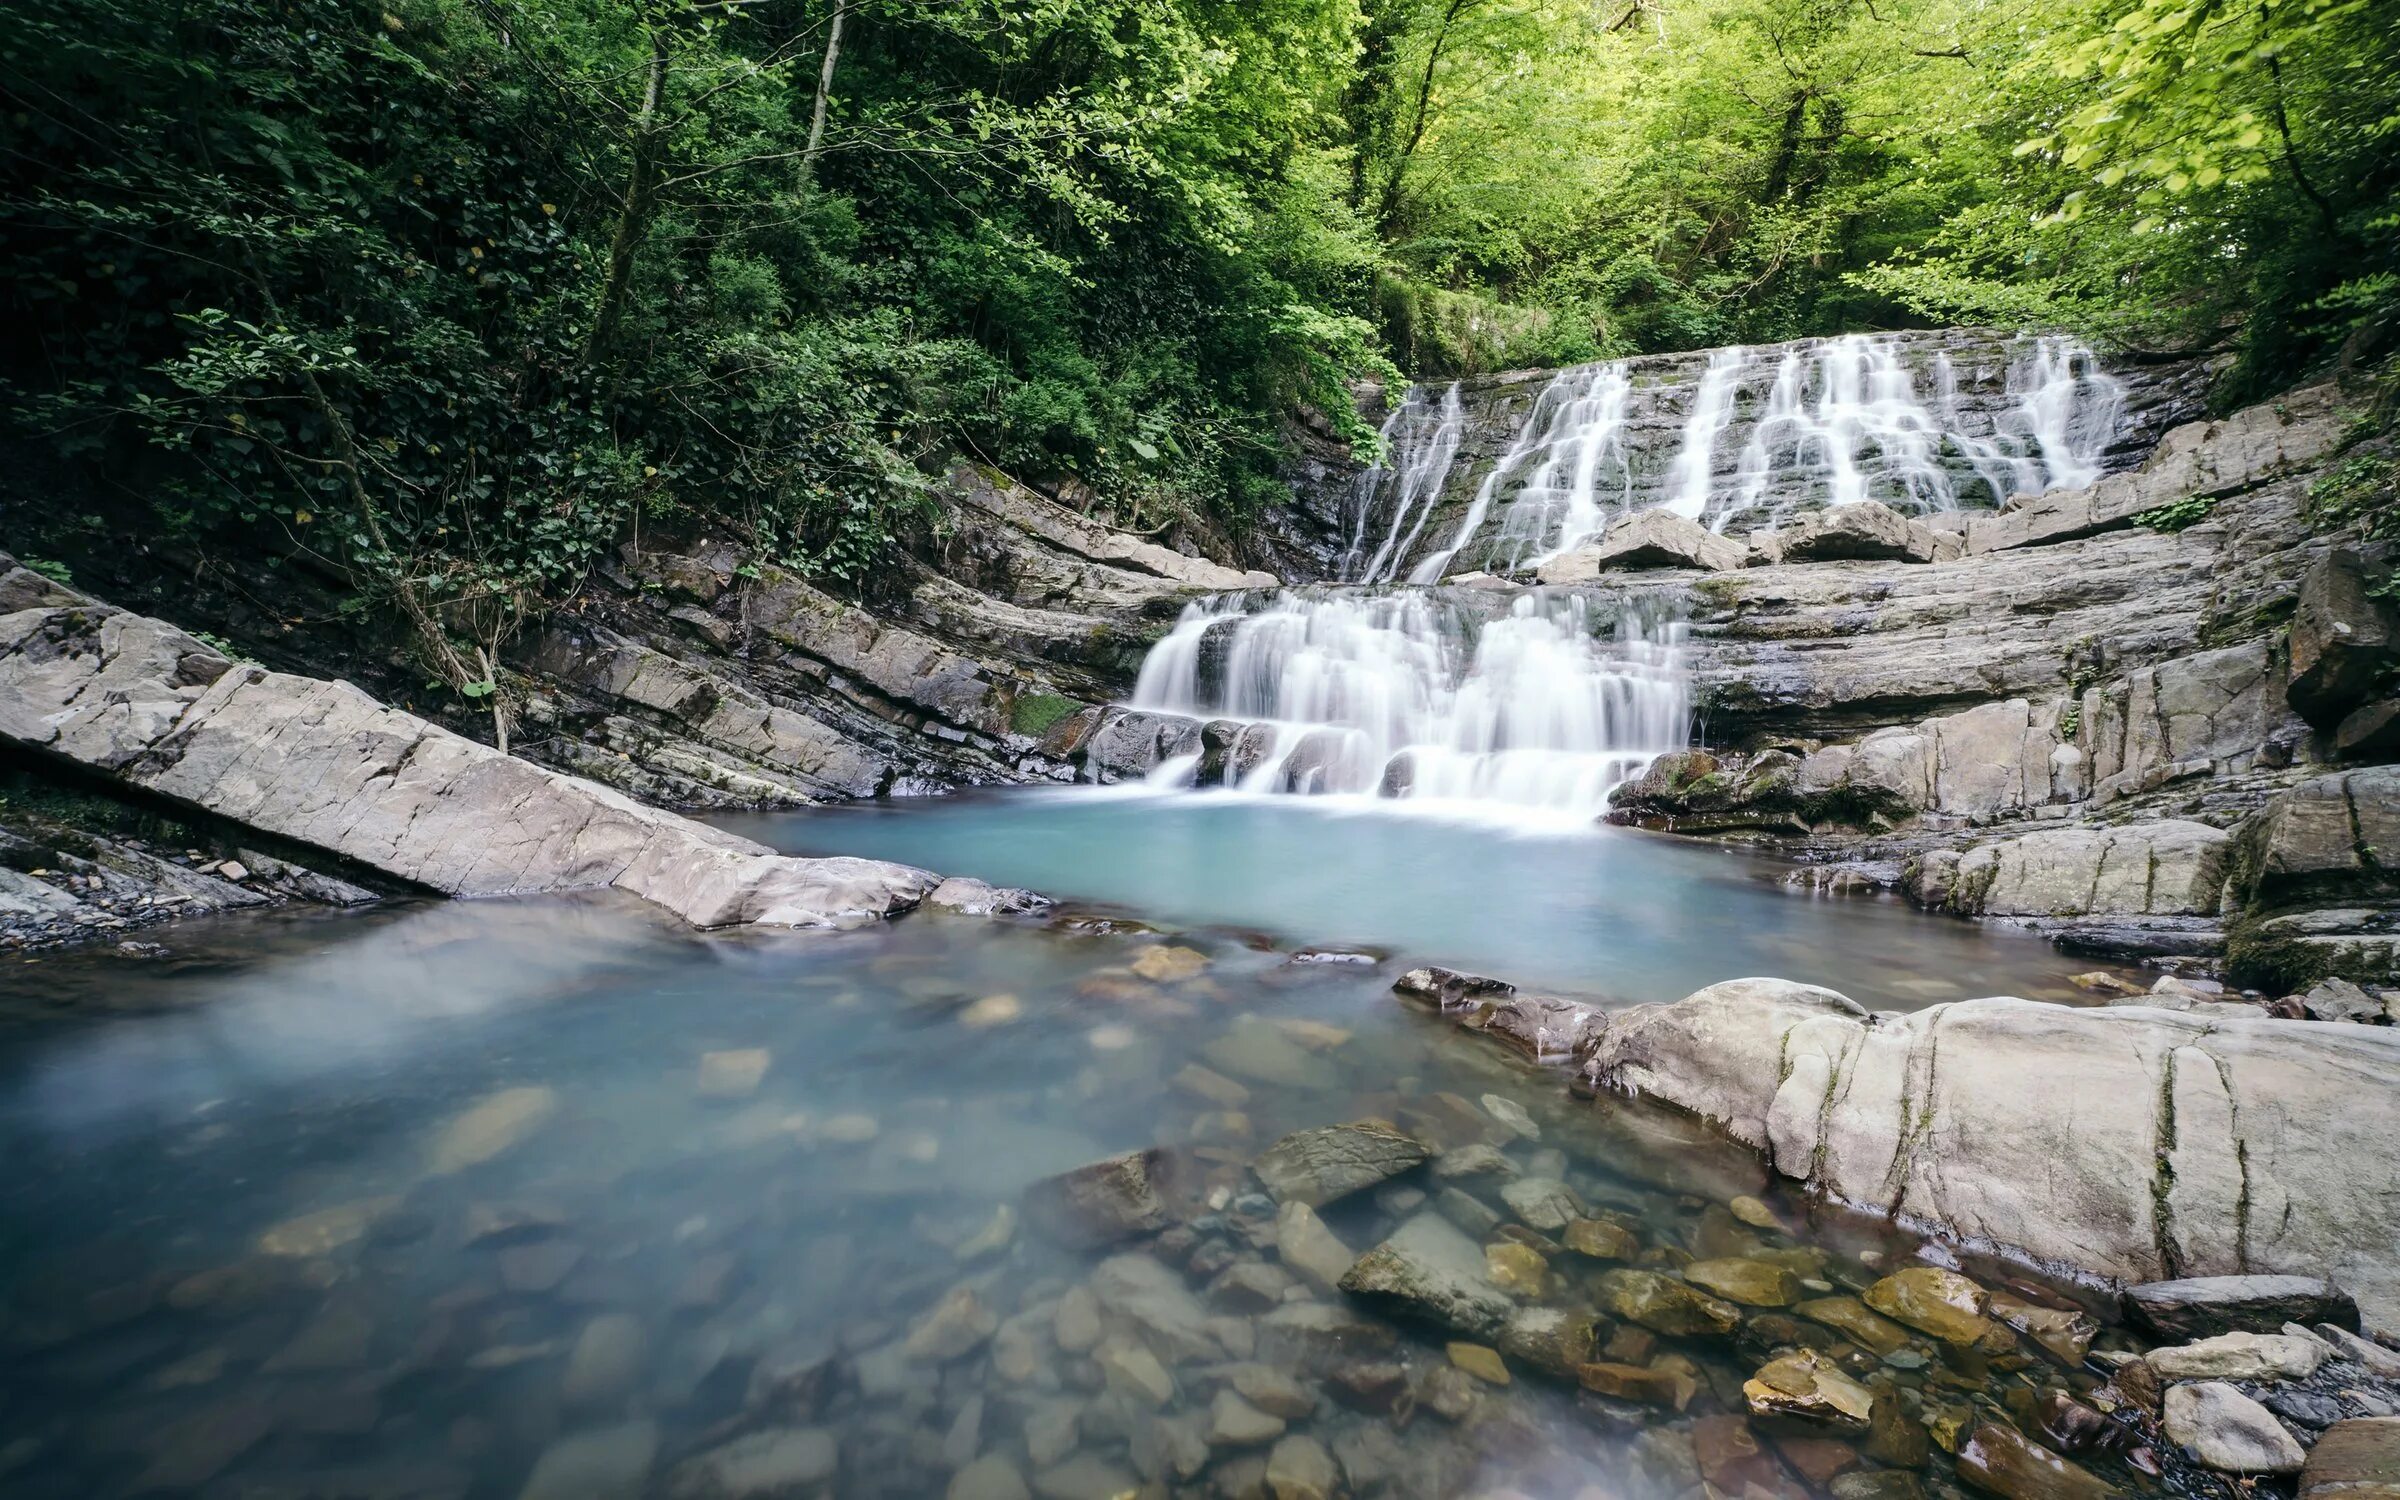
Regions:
[[905, 1287, 998, 1362], [1863, 1268, 1993, 1346], [1338, 1212, 1513, 1339], [1251, 1122, 1430, 1208], [949, 1455, 1032, 1500], [1598, 1269, 1743, 1338], [1795, 1297, 1912, 1356], [1744, 1349, 1874, 1432], [1024, 1149, 1172, 1247], [1686, 1257, 1802, 1308], [2164, 1382, 2307, 1474], [665, 1427, 838, 1498], [1264, 1434, 1339, 1500], [519, 1421, 659, 1500], [427, 1086, 559, 1176], [1955, 1421, 2114, 1500], [1274, 1201, 1355, 1294]]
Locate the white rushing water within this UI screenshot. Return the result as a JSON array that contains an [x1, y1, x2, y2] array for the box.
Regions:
[[1347, 383, 1465, 583], [1120, 332, 2130, 826], [1401, 332, 2129, 569], [1127, 590, 1688, 827]]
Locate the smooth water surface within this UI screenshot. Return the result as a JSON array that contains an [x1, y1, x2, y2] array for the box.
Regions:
[[728, 789, 2116, 1005], [0, 892, 2168, 1500]]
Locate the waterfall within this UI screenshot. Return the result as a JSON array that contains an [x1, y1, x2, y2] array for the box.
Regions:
[[2000, 336, 2124, 493], [1663, 347, 1746, 522], [1395, 331, 2127, 571], [1349, 383, 1464, 583], [1107, 329, 2137, 826], [1125, 589, 1689, 827]]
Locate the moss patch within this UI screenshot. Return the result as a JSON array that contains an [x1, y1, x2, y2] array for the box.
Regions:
[[1009, 691, 1084, 738]]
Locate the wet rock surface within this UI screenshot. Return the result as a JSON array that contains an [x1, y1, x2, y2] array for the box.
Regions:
[[1582, 977, 2400, 1331]]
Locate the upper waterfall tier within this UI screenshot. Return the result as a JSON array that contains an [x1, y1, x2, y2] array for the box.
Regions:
[[1263, 327, 2210, 585], [1121, 588, 1688, 827]]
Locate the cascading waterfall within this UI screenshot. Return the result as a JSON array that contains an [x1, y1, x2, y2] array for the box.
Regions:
[[1347, 383, 1464, 583], [1111, 330, 2136, 826], [1415, 331, 2125, 567], [1127, 590, 1688, 826], [1663, 347, 1747, 522]]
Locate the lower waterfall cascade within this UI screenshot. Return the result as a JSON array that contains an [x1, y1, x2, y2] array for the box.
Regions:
[[1125, 589, 1689, 826]]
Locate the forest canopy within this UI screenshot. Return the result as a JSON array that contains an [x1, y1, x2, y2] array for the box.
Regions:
[[3, 0, 2394, 698]]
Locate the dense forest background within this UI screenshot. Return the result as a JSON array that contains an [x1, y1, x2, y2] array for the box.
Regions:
[[3, 0, 2395, 705]]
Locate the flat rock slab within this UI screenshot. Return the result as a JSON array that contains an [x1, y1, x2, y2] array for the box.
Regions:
[[2128, 1276, 2361, 1341], [0, 601, 939, 931], [1582, 979, 2400, 1334], [2300, 1418, 2400, 1500], [1251, 1122, 1430, 1207], [1338, 1212, 1513, 1340]]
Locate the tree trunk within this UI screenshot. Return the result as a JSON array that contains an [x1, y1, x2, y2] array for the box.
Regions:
[[805, 1, 846, 171], [583, 27, 669, 363], [1376, 0, 1474, 234]]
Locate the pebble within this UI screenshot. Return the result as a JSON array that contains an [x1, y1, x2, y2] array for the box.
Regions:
[[696, 1048, 770, 1098], [959, 994, 1023, 1029], [1448, 1342, 1511, 1385], [1479, 1093, 1539, 1140]]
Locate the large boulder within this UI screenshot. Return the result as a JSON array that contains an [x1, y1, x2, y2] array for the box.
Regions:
[[1077, 708, 1203, 784], [1536, 510, 1745, 581], [1579, 979, 2400, 1333], [2225, 767, 2400, 989], [1942, 821, 2231, 918], [2287, 551, 2397, 730], [1769, 502, 1950, 565], [0, 602, 937, 930]]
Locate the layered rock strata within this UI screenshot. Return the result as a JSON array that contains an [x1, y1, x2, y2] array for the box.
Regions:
[[0, 571, 941, 930]]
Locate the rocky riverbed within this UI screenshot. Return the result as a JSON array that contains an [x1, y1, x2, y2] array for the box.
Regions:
[[7, 898, 2398, 1500]]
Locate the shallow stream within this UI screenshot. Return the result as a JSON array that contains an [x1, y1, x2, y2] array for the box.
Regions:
[[0, 803, 2174, 1500]]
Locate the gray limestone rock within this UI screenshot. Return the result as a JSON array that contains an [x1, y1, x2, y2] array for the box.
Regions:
[[1536, 511, 1746, 579], [0, 603, 938, 932], [2288, 551, 2399, 730], [1337, 1212, 1514, 1340], [1942, 820, 2230, 919], [2164, 1382, 2306, 1475], [1251, 1122, 1430, 1208], [1581, 979, 2400, 1332]]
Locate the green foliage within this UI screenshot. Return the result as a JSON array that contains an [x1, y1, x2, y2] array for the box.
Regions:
[[3, 0, 2395, 700], [20, 558, 74, 585], [0, 0, 1386, 698], [1008, 691, 1083, 737], [2133, 496, 2222, 532]]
